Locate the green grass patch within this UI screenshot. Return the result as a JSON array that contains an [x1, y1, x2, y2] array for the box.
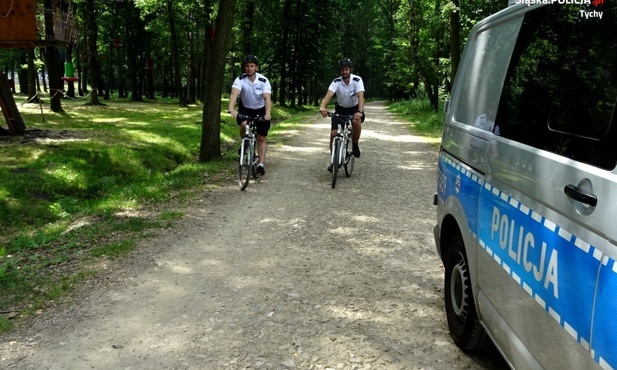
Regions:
[[387, 99, 445, 139], [90, 240, 136, 258], [0, 95, 313, 331]]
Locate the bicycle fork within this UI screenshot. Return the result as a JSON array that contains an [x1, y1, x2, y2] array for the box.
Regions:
[[331, 135, 345, 167]]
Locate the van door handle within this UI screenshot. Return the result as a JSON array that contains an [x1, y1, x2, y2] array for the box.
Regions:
[[564, 184, 597, 207]]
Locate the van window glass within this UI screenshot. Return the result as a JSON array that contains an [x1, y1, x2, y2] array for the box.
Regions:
[[452, 17, 521, 131], [498, 6, 617, 170]]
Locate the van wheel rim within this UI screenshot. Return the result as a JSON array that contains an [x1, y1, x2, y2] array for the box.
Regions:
[[450, 255, 469, 321]]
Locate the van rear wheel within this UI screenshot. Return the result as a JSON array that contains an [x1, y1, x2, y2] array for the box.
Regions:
[[444, 235, 490, 351]]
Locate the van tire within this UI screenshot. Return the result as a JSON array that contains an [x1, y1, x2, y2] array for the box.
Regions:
[[444, 235, 490, 352]]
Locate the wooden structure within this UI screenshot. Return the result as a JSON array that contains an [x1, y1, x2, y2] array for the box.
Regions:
[[0, 0, 77, 133], [0, 0, 38, 47], [0, 0, 76, 48]]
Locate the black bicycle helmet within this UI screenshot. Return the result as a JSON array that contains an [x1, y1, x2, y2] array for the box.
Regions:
[[338, 57, 352, 68], [242, 55, 259, 66]]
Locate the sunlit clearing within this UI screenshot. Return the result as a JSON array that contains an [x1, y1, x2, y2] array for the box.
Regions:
[[166, 262, 194, 274], [96, 196, 138, 211], [123, 130, 178, 144], [363, 130, 426, 143], [329, 226, 354, 236], [351, 215, 379, 223], [199, 259, 223, 267], [91, 117, 128, 123], [47, 165, 86, 188], [279, 144, 322, 153]]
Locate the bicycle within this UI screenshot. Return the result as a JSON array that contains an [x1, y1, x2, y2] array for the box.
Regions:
[[236, 114, 262, 191], [327, 112, 355, 188]]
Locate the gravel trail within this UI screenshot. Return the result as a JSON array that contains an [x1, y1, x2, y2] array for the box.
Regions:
[[0, 101, 508, 370]]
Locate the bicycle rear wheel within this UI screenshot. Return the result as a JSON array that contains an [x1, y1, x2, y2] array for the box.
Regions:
[[331, 139, 340, 188], [238, 140, 252, 190], [344, 138, 354, 177]]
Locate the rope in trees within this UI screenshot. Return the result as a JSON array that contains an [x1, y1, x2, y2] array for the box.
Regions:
[[21, 88, 94, 122]]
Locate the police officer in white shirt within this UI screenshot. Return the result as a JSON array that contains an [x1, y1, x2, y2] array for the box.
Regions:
[[319, 58, 365, 172], [228, 55, 272, 176]]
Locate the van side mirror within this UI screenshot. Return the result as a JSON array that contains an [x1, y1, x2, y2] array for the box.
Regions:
[[444, 100, 451, 113]]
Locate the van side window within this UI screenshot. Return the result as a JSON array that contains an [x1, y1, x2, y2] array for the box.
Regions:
[[452, 18, 521, 131], [498, 6, 617, 170]]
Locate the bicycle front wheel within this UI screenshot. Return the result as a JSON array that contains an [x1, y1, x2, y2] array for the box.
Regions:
[[344, 138, 354, 177], [251, 140, 258, 179], [238, 140, 252, 190], [331, 139, 341, 188]]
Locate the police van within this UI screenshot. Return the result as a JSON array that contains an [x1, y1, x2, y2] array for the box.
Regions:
[[433, 2, 616, 369]]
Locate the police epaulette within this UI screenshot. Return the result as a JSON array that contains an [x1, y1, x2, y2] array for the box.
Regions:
[[353, 77, 360, 82], [334, 78, 342, 82], [258, 77, 266, 83], [239, 73, 248, 79]]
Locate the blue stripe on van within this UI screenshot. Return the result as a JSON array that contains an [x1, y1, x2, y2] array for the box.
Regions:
[[438, 153, 616, 370], [592, 261, 617, 370]]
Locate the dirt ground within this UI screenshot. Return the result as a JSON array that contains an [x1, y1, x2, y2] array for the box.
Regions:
[[0, 101, 509, 369]]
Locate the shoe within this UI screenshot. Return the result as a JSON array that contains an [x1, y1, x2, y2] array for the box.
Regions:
[[257, 165, 265, 176], [352, 144, 361, 158], [327, 164, 333, 172]]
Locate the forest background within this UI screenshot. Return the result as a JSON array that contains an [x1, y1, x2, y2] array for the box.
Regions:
[[2, 0, 508, 116], [0, 0, 508, 331]]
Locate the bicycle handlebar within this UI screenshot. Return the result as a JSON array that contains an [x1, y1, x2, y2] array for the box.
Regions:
[[236, 114, 264, 122], [326, 112, 354, 120]]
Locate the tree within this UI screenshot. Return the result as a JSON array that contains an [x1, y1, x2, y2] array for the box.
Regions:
[[42, 0, 64, 113], [448, 0, 461, 90], [199, 0, 237, 162], [84, 0, 103, 105]]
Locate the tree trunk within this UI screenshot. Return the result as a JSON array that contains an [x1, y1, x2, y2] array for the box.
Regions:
[[199, 0, 236, 162], [408, 0, 439, 111], [43, 0, 63, 113], [85, 0, 102, 105], [278, 0, 291, 106], [241, 0, 255, 55], [26, 48, 38, 102], [449, 0, 461, 92], [168, 0, 185, 106]]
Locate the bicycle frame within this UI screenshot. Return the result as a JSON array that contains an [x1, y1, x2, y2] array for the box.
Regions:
[[237, 114, 261, 190], [327, 112, 354, 188]]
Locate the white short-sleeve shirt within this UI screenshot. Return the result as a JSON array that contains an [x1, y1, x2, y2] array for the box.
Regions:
[[231, 72, 271, 110], [328, 73, 365, 108]]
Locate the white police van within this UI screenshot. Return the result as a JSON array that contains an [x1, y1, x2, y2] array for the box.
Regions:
[[434, 2, 616, 369]]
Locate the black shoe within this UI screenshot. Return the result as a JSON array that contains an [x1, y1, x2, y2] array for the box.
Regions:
[[352, 144, 361, 158], [327, 164, 333, 172], [257, 165, 265, 175]]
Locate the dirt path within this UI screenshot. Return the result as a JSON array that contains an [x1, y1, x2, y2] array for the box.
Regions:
[[0, 101, 508, 369]]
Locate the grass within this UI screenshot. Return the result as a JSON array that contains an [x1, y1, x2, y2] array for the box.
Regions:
[[0, 94, 314, 331], [0, 94, 432, 332], [387, 99, 444, 142]]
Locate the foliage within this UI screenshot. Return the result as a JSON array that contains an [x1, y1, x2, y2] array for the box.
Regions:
[[387, 98, 445, 138], [1, 0, 511, 107]]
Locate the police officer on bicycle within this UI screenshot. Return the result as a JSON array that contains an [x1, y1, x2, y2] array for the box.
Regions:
[[228, 55, 272, 176], [319, 57, 365, 172]]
